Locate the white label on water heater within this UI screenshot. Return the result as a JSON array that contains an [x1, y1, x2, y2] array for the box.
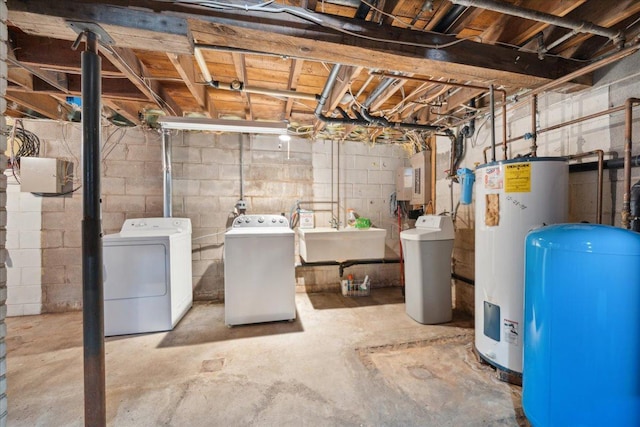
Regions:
[[503, 318, 519, 345], [484, 167, 503, 190]]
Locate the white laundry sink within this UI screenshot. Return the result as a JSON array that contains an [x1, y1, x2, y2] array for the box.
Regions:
[[298, 227, 387, 262]]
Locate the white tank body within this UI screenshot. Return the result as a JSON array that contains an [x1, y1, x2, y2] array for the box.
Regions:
[[474, 157, 568, 375]]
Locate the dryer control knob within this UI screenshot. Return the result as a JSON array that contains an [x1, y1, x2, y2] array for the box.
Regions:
[[272, 218, 277, 223], [258, 217, 264, 223]]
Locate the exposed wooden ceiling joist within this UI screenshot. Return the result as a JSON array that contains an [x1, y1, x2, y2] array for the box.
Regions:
[[5, 90, 64, 120], [102, 46, 183, 116], [167, 52, 215, 117], [7, 0, 590, 89], [231, 52, 253, 120], [284, 59, 305, 120]]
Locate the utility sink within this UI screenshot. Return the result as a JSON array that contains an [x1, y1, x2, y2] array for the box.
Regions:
[[298, 227, 387, 262]]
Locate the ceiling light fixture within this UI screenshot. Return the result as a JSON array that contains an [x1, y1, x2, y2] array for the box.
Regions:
[[158, 116, 288, 135]]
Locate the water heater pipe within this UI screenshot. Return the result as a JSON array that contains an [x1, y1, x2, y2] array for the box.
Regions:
[[530, 95, 538, 157], [483, 104, 628, 163], [623, 98, 640, 228], [161, 128, 173, 218], [490, 84, 496, 162]]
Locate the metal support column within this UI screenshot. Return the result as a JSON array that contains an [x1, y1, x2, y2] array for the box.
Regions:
[[81, 31, 106, 427], [162, 128, 173, 217]]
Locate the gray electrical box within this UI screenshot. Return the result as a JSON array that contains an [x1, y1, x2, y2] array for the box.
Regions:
[[20, 157, 72, 193], [410, 150, 431, 206], [396, 167, 413, 201]]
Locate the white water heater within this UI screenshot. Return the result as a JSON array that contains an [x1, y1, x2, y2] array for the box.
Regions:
[[475, 157, 568, 382]]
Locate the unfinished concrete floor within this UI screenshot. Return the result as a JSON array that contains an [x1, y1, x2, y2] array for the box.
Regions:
[[7, 288, 527, 426]]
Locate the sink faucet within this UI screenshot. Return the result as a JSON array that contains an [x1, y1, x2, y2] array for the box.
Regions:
[[329, 216, 340, 229]]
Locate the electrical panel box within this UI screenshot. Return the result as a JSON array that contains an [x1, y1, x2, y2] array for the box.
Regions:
[[410, 150, 431, 206], [396, 167, 413, 201], [20, 157, 72, 194]]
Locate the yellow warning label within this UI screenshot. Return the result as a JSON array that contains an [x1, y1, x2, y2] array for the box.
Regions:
[[504, 163, 531, 193]]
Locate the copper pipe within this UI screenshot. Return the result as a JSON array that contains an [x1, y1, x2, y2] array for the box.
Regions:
[[483, 104, 627, 163], [623, 98, 640, 228], [502, 97, 507, 160], [490, 84, 496, 162], [569, 150, 604, 224]]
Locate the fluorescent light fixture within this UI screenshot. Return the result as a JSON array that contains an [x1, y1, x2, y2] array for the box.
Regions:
[[158, 116, 288, 134]]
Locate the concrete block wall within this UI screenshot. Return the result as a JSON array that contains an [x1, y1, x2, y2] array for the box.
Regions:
[[5, 175, 41, 316], [437, 51, 640, 315], [1, 0, 8, 423], [7, 122, 404, 310]]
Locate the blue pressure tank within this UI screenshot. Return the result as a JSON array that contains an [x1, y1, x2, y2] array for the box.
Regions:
[[523, 224, 640, 427]]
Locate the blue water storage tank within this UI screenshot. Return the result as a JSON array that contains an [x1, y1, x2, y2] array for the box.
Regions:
[[523, 224, 640, 427]]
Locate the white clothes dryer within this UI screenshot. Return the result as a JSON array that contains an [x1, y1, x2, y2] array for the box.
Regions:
[[103, 218, 193, 336]]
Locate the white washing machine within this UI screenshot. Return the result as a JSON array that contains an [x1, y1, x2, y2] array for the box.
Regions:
[[103, 217, 193, 336], [224, 214, 296, 326]]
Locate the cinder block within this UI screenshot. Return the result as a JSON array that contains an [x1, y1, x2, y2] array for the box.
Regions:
[[144, 161, 163, 178], [283, 151, 312, 165], [18, 231, 41, 249], [104, 195, 146, 213], [7, 249, 40, 268], [42, 247, 79, 268], [145, 196, 164, 214], [125, 177, 163, 196], [250, 150, 283, 165], [354, 155, 381, 170], [126, 144, 162, 162], [101, 177, 126, 195], [22, 303, 41, 316], [172, 146, 202, 163], [201, 147, 239, 165], [6, 304, 23, 317], [42, 283, 82, 311], [102, 212, 126, 234], [42, 210, 81, 231], [41, 267, 65, 286], [186, 132, 218, 148], [181, 163, 220, 180], [248, 165, 284, 181], [345, 169, 368, 183], [199, 180, 240, 197], [184, 196, 221, 213], [4, 231, 17, 250], [62, 230, 82, 248], [40, 197, 65, 212], [7, 284, 41, 304], [20, 267, 41, 286], [173, 179, 201, 196], [286, 165, 313, 181], [103, 160, 145, 178], [353, 184, 382, 199], [5, 267, 19, 287]]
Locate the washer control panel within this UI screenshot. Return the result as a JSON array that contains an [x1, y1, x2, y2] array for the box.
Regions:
[[232, 214, 289, 228]]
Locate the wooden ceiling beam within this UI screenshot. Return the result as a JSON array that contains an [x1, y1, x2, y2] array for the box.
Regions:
[[507, 0, 588, 46], [9, 30, 122, 76], [103, 99, 142, 124], [388, 82, 433, 121], [555, 0, 640, 58], [167, 52, 216, 118], [7, 66, 33, 90], [5, 90, 64, 120], [231, 52, 253, 120], [101, 46, 183, 116], [284, 59, 305, 120], [7, 0, 590, 89], [25, 74, 150, 101]]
